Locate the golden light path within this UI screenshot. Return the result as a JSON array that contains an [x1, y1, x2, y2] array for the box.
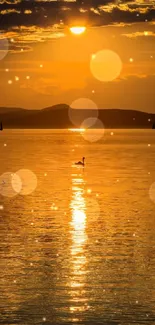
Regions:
[[68, 128, 85, 132], [68, 170, 89, 315], [69, 27, 86, 35]]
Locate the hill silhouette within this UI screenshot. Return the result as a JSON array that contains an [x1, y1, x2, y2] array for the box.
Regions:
[[0, 104, 154, 129]]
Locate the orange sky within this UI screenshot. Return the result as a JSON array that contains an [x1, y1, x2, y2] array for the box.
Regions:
[[0, 21, 155, 112]]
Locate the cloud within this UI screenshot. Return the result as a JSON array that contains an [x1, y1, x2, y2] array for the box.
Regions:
[[0, 0, 155, 30], [0, 0, 155, 54], [0, 25, 65, 54], [99, 3, 151, 14], [121, 58, 155, 81], [119, 73, 151, 81], [21, 74, 87, 95], [0, 8, 20, 14], [122, 30, 155, 37], [18, 59, 88, 95], [0, 0, 21, 3]]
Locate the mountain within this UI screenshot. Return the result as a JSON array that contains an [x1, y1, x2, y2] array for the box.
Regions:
[[0, 107, 24, 114], [0, 105, 155, 129]]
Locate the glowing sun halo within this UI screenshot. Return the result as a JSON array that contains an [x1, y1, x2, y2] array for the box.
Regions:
[[70, 26, 86, 35]]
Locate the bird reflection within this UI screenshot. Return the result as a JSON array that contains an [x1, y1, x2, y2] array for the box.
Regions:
[[69, 171, 89, 314]]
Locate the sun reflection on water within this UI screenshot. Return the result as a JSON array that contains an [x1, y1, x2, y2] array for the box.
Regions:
[[69, 171, 89, 315]]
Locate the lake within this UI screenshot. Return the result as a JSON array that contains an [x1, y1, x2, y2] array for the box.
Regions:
[[0, 129, 155, 325]]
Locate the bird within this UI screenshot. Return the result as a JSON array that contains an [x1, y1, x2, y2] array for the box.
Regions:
[[75, 157, 85, 166]]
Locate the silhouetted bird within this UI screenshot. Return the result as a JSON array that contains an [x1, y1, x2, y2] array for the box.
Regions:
[[75, 157, 85, 166]]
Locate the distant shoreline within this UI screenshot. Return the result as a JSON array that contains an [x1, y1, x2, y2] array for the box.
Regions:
[[3, 127, 153, 132], [0, 105, 154, 129]]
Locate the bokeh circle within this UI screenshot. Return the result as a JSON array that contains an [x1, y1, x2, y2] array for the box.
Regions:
[[149, 182, 155, 203], [69, 98, 98, 127], [0, 36, 9, 61], [14, 169, 37, 196], [81, 117, 105, 142], [0, 172, 22, 197], [90, 49, 122, 82]]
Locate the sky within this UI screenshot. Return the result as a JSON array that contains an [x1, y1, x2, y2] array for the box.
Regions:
[[0, 0, 155, 112]]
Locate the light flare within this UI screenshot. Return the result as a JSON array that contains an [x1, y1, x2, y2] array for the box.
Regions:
[[70, 26, 86, 35], [68, 128, 85, 132]]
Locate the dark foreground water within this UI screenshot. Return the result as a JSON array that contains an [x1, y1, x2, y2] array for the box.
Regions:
[[0, 130, 155, 325]]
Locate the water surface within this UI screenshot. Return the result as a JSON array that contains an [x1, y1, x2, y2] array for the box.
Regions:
[[0, 130, 155, 325]]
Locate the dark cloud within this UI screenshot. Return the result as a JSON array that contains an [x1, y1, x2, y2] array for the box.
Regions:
[[0, 0, 155, 30]]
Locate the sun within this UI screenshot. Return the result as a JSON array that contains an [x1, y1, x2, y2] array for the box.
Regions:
[[69, 26, 86, 35]]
